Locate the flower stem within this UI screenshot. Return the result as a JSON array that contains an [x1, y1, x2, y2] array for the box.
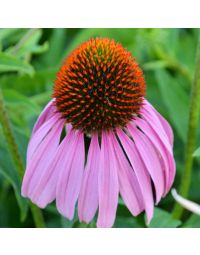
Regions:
[[173, 35, 200, 219], [0, 88, 45, 227]]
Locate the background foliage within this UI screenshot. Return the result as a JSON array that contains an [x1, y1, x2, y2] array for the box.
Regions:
[[0, 28, 200, 228]]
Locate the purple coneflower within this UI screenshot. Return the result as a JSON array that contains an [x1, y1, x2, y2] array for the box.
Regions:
[[22, 38, 176, 227]]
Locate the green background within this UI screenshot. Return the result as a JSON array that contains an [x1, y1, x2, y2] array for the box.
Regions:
[[0, 28, 200, 228]]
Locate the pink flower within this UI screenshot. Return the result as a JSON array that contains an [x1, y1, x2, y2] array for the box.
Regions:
[[21, 38, 176, 227]]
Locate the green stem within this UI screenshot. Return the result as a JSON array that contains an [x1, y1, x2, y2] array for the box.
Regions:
[[173, 35, 200, 219], [0, 88, 45, 227]]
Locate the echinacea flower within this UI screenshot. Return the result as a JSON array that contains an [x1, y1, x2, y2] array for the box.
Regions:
[[22, 38, 176, 227]]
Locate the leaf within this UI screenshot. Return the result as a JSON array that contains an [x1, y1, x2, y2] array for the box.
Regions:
[[114, 200, 146, 228], [74, 222, 96, 228], [114, 216, 145, 228], [0, 52, 34, 75], [3, 89, 40, 113], [0, 29, 17, 41], [45, 205, 78, 228], [40, 29, 67, 68], [143, 60, 170, 70], [182, 214, 200, 228], [193, 147, 200, 157], [60, 217, 76, 228], [2, 89, 41, 136], [0, 129, 28, 221], [0, 68, 56, 96], [155, 69, 189, 142], [148, 208, 181, 228], [6, 29, 49, 58], [0, 28, 27, 45], [61, 212, 79, 228]]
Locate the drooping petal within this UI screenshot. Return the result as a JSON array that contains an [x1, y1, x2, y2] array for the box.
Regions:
[[134, 117, 172, 193], [140, 104, 176, 189], [127, 123, 165, 203], [55, 129, 79, 216], [140, 107, 172, 152], [27, 113, 61, 164], [142, 100, 173, 145], [110, 132, 144, 216], [30, 126, 72, 208], [78, 134, 100, 223], [145, 100, 174, 145], [56, 130, 85, 220], [22, 119, 64, 197], [117, 129, 154, 224], [97, 131, 119, 228], [32, 99, 56, 134]]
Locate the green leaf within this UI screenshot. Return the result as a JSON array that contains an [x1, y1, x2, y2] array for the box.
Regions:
[[114, 216, 145, 228], [40, 29, 67, 68], [0, 29, 29, 48], [60, 217, 76, 228], [143, 60, 170, 70], [61, 213, 79, 228], [3, 89, 40, 112], [0, 68, 56, 96], [2, 89, 41, 135], [0, 129, 28, 221], [155, 69, 189, 142], [182, 214, 200, 228], [114, 200, 146, 227], [193, 147, 200, 157], [0, 52, 34, 75], [0, 29, 16, 41], [6, 29, 48, 58], [148, 208, 181, 228]]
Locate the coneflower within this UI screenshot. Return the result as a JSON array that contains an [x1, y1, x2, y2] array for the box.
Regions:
[[22, 38, 176, 227]]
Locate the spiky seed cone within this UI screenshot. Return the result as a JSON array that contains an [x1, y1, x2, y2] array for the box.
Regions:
[[53, 38, 146, 133]]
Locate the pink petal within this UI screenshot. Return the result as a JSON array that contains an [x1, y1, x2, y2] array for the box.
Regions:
[[142, 100, 174, 145], [140, 106, 172, 152], [22, 119, 64, 197], [117, 129, 154, 224], [30, 126, 72, 208], [27, 113, 61, 164], [134, 117, 172, 193], [128, 123, 165, 204], [32, 99, 56, 134], [97, 131, 119, 228], [154, 112, 173, 145], [110, 132, 144, 216], [140, 105, 176, 190], [56, 130, 85, 220], [168, 154, 176, 189], [78, 134, 100, 223]]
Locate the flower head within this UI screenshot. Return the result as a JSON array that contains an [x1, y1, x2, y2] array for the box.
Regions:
[[21, 38, 176, 227], [53, 38, 145, 132]]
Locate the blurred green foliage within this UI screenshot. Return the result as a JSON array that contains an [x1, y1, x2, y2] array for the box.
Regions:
[[0, 28, 200, 228]]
